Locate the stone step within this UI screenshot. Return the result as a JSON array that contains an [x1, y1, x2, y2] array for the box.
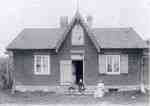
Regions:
[[64, 90, 95, 95]]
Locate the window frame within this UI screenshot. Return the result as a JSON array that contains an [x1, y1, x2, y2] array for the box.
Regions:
[[34, 55, 50, 75], [106, 55, 120, 75]]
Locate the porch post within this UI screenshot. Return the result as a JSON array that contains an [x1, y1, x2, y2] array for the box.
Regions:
[[140, 55, 146, 93], [7, 51, 15, 94]]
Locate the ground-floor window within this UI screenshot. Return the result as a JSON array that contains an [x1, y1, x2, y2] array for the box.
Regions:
[[34, 55, 50, 75], [106, 55, 120, 74]]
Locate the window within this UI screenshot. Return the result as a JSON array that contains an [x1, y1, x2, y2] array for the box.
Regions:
[[106, 55, 120, 74], [34, 55, 50, 75], [72, 24, 84, 45]]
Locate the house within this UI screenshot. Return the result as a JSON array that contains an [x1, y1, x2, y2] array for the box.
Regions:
[[6, 12, 148, 93]]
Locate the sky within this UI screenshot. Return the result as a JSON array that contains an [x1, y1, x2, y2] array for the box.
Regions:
[[0, 0, 150, 57]]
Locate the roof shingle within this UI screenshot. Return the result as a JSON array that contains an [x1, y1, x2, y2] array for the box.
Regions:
[[7, 27, 147, 50]]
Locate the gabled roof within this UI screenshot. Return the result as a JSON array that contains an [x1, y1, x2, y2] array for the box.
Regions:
[[7, 12, 148, 51]]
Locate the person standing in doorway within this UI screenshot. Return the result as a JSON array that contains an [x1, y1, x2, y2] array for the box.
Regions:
[[78, 79, 85, 93]]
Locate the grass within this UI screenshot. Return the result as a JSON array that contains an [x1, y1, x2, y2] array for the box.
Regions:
[[0, 89, 149, 105]]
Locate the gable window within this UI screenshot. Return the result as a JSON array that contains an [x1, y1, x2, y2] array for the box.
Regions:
[[34, 55, 50, 75], [106, 55, 120, 74], [72, 24, 84, 45]]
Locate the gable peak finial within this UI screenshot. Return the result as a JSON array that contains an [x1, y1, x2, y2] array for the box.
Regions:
[[75, 10, 81, 20]]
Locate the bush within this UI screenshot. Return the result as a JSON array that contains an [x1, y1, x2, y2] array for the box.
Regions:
[[0, 57, 13, 89]]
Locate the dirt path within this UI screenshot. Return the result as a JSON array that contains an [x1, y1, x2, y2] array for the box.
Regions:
[[0, 103, 148, 106], [0, 90, 149, 105]]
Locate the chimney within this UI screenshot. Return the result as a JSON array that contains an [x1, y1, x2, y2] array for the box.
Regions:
[[60, 16, 68, 28], [86, 15, 93, 28]]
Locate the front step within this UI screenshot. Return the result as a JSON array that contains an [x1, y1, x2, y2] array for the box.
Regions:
[[64, 89, 95, 95], [58, 85, 96, 95]]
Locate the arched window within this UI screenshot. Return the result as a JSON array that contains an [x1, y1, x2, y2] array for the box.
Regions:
[[72, 24, 84, 45]]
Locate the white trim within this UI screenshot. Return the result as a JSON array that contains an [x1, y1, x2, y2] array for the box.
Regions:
[[70, 50, 85, 54], [106, 55, 120, 75], [83, 55, 85, 85], [71, 54, 84, 60], [34, 55, 50, 75]]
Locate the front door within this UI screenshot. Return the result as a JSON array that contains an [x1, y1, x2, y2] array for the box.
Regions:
[[72, 60, 83, 85], [60, 60, 72, 85]]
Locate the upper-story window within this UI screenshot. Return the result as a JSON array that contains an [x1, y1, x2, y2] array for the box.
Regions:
[[72, 24, 84, 45]]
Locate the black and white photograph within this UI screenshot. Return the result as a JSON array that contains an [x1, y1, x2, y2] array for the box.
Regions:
[[0, 0, 149, 106]]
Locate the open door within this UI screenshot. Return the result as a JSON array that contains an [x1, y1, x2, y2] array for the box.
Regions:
[[60, 60, 73, 85], [72, 60, 83, 85]]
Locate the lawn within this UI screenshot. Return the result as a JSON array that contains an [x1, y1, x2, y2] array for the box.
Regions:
[[0, 89, 149, 105]]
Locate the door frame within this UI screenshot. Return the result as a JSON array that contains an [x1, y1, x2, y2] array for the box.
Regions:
[[71, 54, 85, 84]]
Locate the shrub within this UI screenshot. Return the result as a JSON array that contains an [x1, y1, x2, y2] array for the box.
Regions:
[[0, 57, 13, 89]]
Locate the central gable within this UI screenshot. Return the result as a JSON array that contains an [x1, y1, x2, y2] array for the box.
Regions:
[[55, 12, 100, 52]]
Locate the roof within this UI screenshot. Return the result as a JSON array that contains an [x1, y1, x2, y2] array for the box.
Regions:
[[7, 12, 148, 51], [93, 28, 147, 48], [7, 28, 65, 50], [146, 39, 150, 45], [7, 27, 147, 50]]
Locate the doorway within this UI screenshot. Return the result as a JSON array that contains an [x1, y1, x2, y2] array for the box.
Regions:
[[72, 60, 83, 85]]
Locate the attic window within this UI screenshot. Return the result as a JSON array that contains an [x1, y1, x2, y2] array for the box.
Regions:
[[72, 24, 84, 45], [34, 55, 50, 75]]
